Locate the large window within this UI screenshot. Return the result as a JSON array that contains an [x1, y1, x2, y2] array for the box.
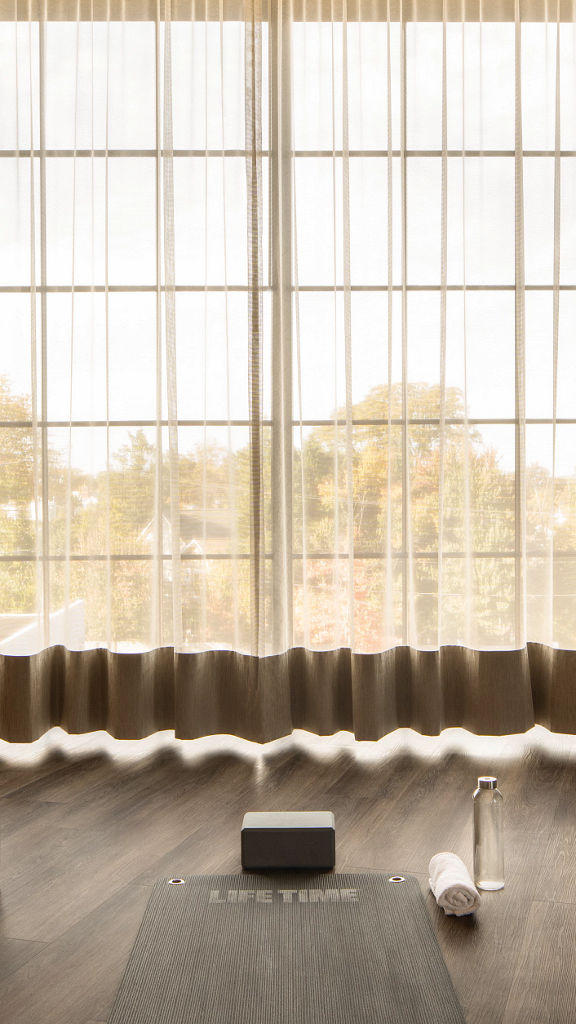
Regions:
[[1, 3, 575, 655]]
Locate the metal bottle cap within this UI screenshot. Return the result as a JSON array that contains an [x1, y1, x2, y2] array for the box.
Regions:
[[478, 776, 497, 789]]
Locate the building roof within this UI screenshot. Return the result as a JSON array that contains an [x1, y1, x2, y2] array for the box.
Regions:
[[138, 507, 232, 553]]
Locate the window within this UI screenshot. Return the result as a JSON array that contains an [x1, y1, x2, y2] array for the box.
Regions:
[[1, 1, 575, 655]]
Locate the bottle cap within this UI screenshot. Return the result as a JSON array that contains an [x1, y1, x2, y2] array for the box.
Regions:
[[478, 776, 497, 789]]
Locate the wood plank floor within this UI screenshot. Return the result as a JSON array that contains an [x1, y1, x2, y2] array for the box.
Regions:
[[0, 726, 575, 1024]]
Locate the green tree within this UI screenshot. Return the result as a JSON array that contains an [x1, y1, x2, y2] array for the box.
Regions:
[[5, 370, 576, 652], [291, 382, 517, 648], [0, 378, 41, 612]]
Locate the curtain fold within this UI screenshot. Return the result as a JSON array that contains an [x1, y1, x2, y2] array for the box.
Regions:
[[4, 642, 576, 743], [2, 0, 576, 741]]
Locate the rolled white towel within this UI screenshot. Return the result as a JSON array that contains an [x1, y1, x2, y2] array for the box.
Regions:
[[429, 851, 481, 917]]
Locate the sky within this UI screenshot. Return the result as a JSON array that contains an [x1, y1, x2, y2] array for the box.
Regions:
[[2, 18, 576, 476]]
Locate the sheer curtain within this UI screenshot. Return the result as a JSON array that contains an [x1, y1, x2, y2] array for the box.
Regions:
[[1, 0, 576, 741]]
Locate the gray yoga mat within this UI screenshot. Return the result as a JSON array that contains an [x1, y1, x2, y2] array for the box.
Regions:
[[109, 873, 465, 1024]]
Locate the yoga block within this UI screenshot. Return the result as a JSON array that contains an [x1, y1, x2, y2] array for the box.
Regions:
[[241, 811, 336, 870]]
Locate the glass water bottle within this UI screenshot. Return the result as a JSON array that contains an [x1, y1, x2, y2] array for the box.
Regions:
[[473, 776, 504, 890]]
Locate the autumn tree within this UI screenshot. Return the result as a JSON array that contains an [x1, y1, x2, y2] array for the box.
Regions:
[[4, 371, 576, 652]]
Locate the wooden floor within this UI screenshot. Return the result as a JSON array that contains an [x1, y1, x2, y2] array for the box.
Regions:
[[0, 726, 575, 1024]]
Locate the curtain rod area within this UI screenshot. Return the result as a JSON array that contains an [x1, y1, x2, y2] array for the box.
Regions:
[[0, 0, 572, 23]]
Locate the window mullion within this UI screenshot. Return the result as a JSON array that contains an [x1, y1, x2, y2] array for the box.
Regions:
[[153, 6, 164, 648], [514, 4, 527, 648], [246, 0, 266, 654], [38, 15, 50, 647], [269, 0, 293, 652], [400, 13, 409, 646]]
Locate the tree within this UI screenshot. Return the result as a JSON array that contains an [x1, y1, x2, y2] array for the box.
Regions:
[[290, 382, 517, 649], [4, 371, 576, 652], [0, 378, 41, 612]]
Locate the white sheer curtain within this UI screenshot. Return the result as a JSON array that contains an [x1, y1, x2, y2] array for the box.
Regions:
[[1, 0, 261, 655], [2, 0, 576, 741]]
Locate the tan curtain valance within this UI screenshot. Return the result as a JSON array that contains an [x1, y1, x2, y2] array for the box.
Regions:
[[0, 644, 573, 743], [0, 0, 572, 21]]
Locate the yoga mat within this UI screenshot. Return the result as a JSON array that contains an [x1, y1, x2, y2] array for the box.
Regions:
[[109, 873, 465, 1024]]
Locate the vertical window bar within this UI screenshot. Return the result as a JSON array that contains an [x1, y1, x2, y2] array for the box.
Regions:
[[27, 10, 43, 646], [246, 0, 265, 654], [270, 0, 293, 652], [341, 0, 354, 649], [154, 1, 164, 647], [38, 11, 50, 646], [514, 0, 526, 647], [104, 2, 112, 649], [163, 0, 183, 650], [438, 0, 448, 647], [400, 5, 409, 645], [385, 0, 395, 646], [330, 4, 341, 641], [551, 0, 561, 643]]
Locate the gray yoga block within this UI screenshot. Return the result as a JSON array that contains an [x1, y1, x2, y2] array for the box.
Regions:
[[241, 811, 336, 870]]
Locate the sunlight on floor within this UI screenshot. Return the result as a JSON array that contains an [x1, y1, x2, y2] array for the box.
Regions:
[[2, 722, 576, 769]]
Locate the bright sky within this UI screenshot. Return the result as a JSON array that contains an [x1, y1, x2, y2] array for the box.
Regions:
[[2, 19, 576, 476]]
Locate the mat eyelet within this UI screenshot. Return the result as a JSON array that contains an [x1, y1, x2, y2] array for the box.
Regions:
[[168, 878, 186, 885], [388, 875, 406, 883]]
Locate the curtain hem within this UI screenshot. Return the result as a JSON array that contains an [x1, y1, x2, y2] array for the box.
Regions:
[[0, 642, 573, 743]]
